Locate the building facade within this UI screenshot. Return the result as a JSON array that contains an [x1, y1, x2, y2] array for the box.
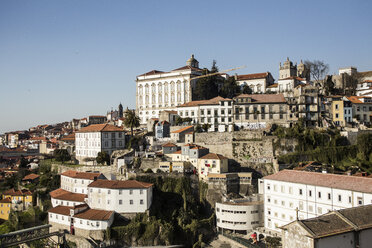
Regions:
[[234, 72, 275, 93], [261, 170, 372, 232], [136, 55, 203, 124], [75, 124, 125, 164], [87, 179, 153, 213]]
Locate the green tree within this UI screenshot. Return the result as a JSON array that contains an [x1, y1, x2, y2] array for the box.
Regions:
[[96, 151, 110, 165], [357, 133, 372, 161], [53, 149, 71, 163], [193, 60, 221, 100], [242, 84, 252, 94], [220, 77, 240, 98], [19, 155, 28, 168], [124, 109, 140, 137]]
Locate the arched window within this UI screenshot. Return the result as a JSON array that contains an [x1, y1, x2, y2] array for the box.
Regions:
[[170, 81, 175, 92], [257, 84, 262, 93], [145, 95, 149, 104], [164, 82, 169, 93], [164, 94, 168, 102], [177, 81, 181, 91], [177, 93, 181, 102], [158, 83, 162, 93], [152, 94, 156, 104], [138, 85, 143, 95], [151, 83, 156, 93], [145, 84, 149, 94], [158, 94, 162, 103], [171, 93, 175, 102]]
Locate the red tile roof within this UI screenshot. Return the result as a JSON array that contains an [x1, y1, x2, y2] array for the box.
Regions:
[[164, 110, 178, 114], [0, 198, 11, 203], [48, 205, 73, 216], [50, 188, 87, 202], [177, 96, 231, 107], [162, 143, 177, 147], [74, 208, 114, 221], [61, 170, 102, 180], [137, 70, 165, 77], [88, 179, 153, 189], [200, 153, 227, 160], [172, 65, 203, 71], [234, 94, 286, 103], [236, 72, 270, 81], [3, 189, 32, 196], [22, 173, 40, 181], [264, 170, 372, 194], [61, 133, 75, 141], [77, 124, 123, 133], [30, 137, 48, 141], [171, 125, 194, 134]]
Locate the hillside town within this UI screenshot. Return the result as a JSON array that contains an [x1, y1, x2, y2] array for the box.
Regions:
[[1, 55, 372, 248]]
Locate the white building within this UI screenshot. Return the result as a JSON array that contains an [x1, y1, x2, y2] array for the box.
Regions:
[[60, 170, 106, 194], [87, 179, 153, 213], [198, 153, 228, 180], [75, 124, 126, 164], [136, 55, 203, 124], [216, 195, 264, 234], [50, 188, 87, 208], [356, 80, 372, 97], [48, 204, 114, 240], [177, 96, 234, 132], [281, 204, 372, 248], [235, 72, 275, 93], [261, 170, 372, 232]]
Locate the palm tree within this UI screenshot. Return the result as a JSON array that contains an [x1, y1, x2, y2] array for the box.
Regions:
[[124, 109, 140, 137]]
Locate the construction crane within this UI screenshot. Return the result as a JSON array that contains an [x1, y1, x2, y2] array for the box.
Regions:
[[179, 65, 246, 82]]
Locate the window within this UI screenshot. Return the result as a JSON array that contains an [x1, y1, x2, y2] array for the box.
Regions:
[[96, 222, 99, 227], [119, 200, 122, 205], [267, 184, 271, 190], [281, 201, 285, 206], [129, 190, 133, 195], [119, 190, 122, 195], [328, 193, 331, 200], [308, 205, 313, 212], [335, 104, 339, 110], [338, 195, 342, 202], [98, 189, 101, 193], [289, 187, 293, 194], [335, 113, 339, 118], [140, 199, 144, 205], [130, 200, 133, 205], [273, 184, 277, 192], [108, 190, 111, 194], [281, 185, 285, 193], [107, 200, 110, 204], [357, 197, 363, 205], [318, 192, 321, 198], [349, 196, 352, 203], [309, 190, 312, 197], [299, 189, 303, 195], [140, 189, 143, 195], [318, 207, 322, 214]]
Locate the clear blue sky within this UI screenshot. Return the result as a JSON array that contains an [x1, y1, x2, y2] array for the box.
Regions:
[[1, 0, 372, 133]]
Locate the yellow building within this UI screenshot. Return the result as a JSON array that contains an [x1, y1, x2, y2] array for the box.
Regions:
[[0, 198, 11, 220], [332, 100, 345, 126], [0, 189, 33, 220]]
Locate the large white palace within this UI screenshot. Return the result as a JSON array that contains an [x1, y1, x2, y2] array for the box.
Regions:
[[136, 55, 203, 124]]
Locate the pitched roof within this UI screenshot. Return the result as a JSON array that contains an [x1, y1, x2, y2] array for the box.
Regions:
[[22, 173, 40, 181], [61, 133, 75, 141], [0, 198, 11, 203], [48, 205, 72, 216], [162, 143, 177, 147], [74, 208, 114, 221], [236, 72, 270, 81], [3, 189, 32, 196], [264, 170, 372, 194], [50, 188, 87, 202], [283, 205, 372, 238], [172, 65, 203, 71], [234, 94, 286, 103], [77, 124, 123, 133], [200, 153, 227, 160], [61, 170, 102, 180], [171, 125, 194, 133], [88, 179, 153, 189], [177, 96, 231, 107], [137, 70, 165, 77]]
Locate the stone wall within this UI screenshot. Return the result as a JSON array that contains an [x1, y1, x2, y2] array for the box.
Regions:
[[52, 164, 116, 179]]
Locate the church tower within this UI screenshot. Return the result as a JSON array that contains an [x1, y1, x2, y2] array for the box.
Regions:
[[297, 60, 310, 81], [186, 54, 199, 68], [279, 57, 297, 79], [118, 103, 123, 118]]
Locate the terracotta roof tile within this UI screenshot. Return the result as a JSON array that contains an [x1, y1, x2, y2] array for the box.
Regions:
[[162, 143, 177, 147], [0, 198, 11, 203], [61, 133, 75, 141], [48, 205, 73, 216], [3, 189, 32, 196], [200, 153, 227, 160], [74, 208, 114, 221], [137, 70, 165, 77], [171, 125, 194, 134], [264, 170, 372, 194], [236, 72, 270, 81], [61, 170, 102, 180], [22, 173, 40, 181], [50, 188, 87, 202], [234, 94, 286, 103], [77, 124, 123, 133], [88, 179, 153, 189], [177, 96, 231, 107]]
